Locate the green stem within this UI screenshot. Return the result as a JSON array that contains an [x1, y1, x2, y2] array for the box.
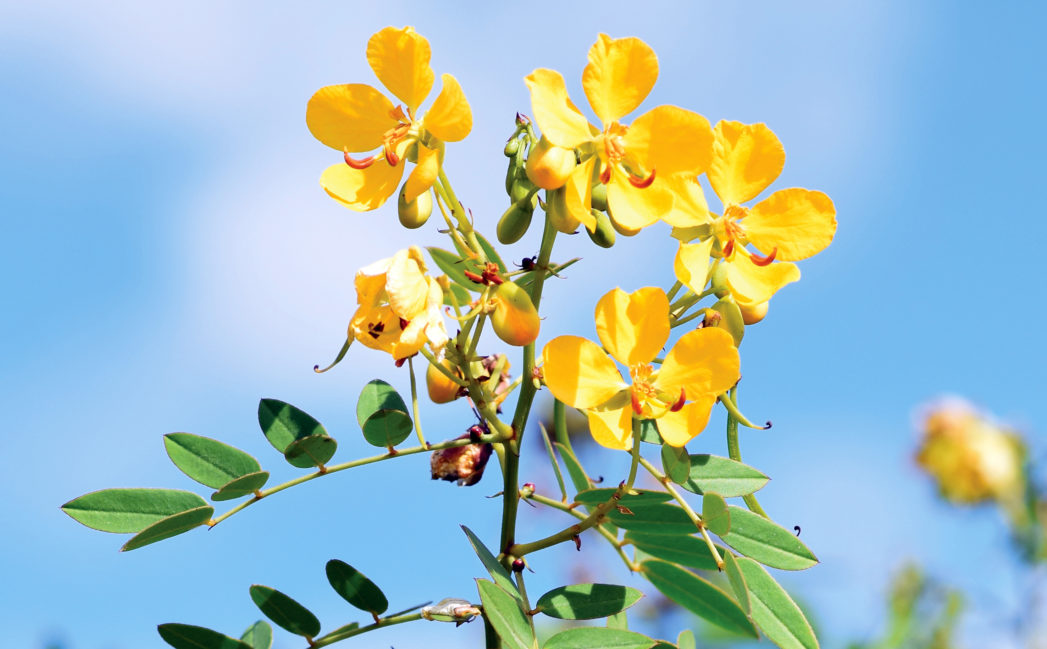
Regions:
[[515, 570, 535, 634], [530, 493, 637, 572], [311, 612, 423, 648], [436, 169, 486, 261], [725, 387, 770, 518], [665, 280, 683, 301], [638, 456, 724, 570], [552, 398, 574, 454], [671, 307, 707, 329], [407, 357, 427, 447]]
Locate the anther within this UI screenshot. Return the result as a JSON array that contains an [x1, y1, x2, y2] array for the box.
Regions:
[[631, 390, 643, 415], [722, 240, 735, 258], [384, 147, 400, 166], [627, 168, 656, 189], [599, 165, 611, 185], [749, 247, 778, 267], [344, 149, 376, 169], [670, 388, 686, 412]]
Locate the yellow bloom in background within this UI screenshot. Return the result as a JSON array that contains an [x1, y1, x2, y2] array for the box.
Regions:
[[524, 34, 714, 233], [350, 246, 449, 360], [673, 121, 837, 305], [307, 26, 473, 211], [542, 287, 739, 450]]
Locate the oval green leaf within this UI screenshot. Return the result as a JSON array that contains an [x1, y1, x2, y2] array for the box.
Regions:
[[258, 398, 326, 453], [163, 433, 262, 489], [736, 558, 819, 649], [681, 455, 768, 498], [361, 409, 413, 448], [722, 551, 750, 614], [249, 585, 321, 638], [462, 525, 519, 596], [640, 560, 757, 638], [607, 611, 628, 630], [284, 435, 337, 468], [677, 629, 696, 649], [722, 506, 819, 571], [638, 419, 661, 444], [121, 505, 213, 551], [239, 621, 272, 649], [625, 532, 723, 571], [573, 489, 672, 509], [62, 488, 207, 533], [357, 379, 410, 427], [536, 583, 643, 620], [427, 246, 479, 290], [661, 444, 690, 484], [212, 471, 269, 502], [325, 559, 389, 615], [544, 627, 657, 649], [158, 623, 252, 649], [450, 232, 508, 275], [702, 493, 730, 537], [477, 579, 535, 649], [605, 504, 696, 535]]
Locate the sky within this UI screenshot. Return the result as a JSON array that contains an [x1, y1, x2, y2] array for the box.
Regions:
[[2, 1, 1046, 648]]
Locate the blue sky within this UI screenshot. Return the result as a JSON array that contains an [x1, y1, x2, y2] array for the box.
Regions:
[[2, 1, 1045, 648]]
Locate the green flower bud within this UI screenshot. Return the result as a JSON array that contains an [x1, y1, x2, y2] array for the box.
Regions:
[[585, 209, 616, 248], [398, 185, 433, 229], [497, 194, 536, 244], [545, 186, 580, 234], [503, 137, 520, 157], [590, 182, 608, 212]]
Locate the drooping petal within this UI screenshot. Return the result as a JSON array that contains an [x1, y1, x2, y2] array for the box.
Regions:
[[402, 142, 442, 202], [673, 238, 715, 295], [657, 397, 716, 447], [385, 247, 429, 318], [423, 73, 472, 142], [743, 188, 837, 261], [661, 174, 711, 228], [582, 34, 658, 124], [366, 26, 434, 111], [723, 254, 800, 306], [586, 401, 634, 450], [606, 174, 673, 231], [524, 69, 593, 149], [306, 84, 398, 152], [594, 287, 670, 366], [320, 161, 404, 211], [655, 327, 740, 398], [564, 157, 598, 233], [542, 335, 628, 409], [708, 121, 785, 206], [350, 304, 404, 356], [626, 106, 713, 176], [354, 257, 391, 306]]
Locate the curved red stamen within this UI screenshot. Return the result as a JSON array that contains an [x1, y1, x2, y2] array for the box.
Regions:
[[599, 164, 611, 185], [631, 390, 643, 415], [722, 239, 735, 258], [749, 247, 778, 267], [628, 168, 656, 189], [344, 150, 376, 169], [384, 147, 400, 166], [670, 388, 686, 412]]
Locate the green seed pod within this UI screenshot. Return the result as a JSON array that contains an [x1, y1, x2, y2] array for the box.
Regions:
[[545, 187, 580, 234], [525, 136, 576, 190], [510, 176, 537, 204], [505, 150, 525, 196], [497, 194, 536, 245], [585, 209, 616, 248], [398, 185, 433, 229], [590, 182, 608, 212], [490, 281, 540, 346]]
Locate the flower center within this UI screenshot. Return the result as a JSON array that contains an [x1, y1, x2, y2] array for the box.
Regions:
[[597, 122, 656, 188], [714, 206, 777, 266], [342, 106, 416, 169]]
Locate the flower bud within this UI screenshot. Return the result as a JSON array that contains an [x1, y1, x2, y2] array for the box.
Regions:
[[546, 186, 580, 234], [503, 137, 520, 157], [739, 301, 769, 325], [497, 194, 536, 245], [426, 359, 463, 404], [398, 185, 433, 229], [511, 558, 525, 573], [590, 182, 608, 212], [490, 281, 540, 346], [525, 136, 576, 190], [585, 209, 616, 248]]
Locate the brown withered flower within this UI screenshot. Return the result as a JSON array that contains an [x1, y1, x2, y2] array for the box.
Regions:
[[430, 430, 493, 486]]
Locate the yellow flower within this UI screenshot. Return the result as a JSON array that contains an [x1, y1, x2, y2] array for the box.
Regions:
[[349, 246, 449, 360], [307, 26, 473, 211], [541, 287, 739, 450], [673, 121, 837, 306], [524, 34, 713, 233]]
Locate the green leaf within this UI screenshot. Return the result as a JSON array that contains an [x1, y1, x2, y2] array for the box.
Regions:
[[461, 525, 518, 595], [573, 489, 671, 509], [638, 419, 661, 444], [536, 583, 643, 620], [249, 585, 321, 638], [702, 493, 730, 537], [239, 621, 272, 649], [356, 380, 409, 427], [661, 444, 690, 484], [476, 579, 536, 649], [722, 551, 750, 614], [121, 505, 213, 551], [736, 558, 819, 649], [361, 409, 413, 448], [325, 559, 389, 615], [625, 532, 723, 571], [163, 433, 262, 489], [158, 623, 252, 649], [681, 455, 768, 498], [211, 471, 269, 502], [605, 504, 696, 535], [544, 627, 657, 649], [607, 611, 628, 630], [284, 435, 337, 468], [641, 560, 757, 638], [676, 629, 695, 649], [450, 232, 508, 275], [722, 506, 819, 570], [62, 488, 208, 533], [427, 246, 479, 290], [554, 442, 591, 494], [444, 282, 473, 307], [710, 298, 745, 346], [257, 399, 326, 453]]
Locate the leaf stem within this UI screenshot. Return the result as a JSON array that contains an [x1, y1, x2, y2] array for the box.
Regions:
[[311, 612, 423, 648], [529, 493, 638, 572], [724, 387, 770, 518]]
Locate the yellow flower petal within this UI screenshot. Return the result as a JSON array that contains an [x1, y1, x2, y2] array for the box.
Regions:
[[657, 398, 716, 447], [661, 174, 710, 228], [655, 327, 739, 398], [306, 84, 397, 152], [366, 26, 434, 111], [606, 174, 672, 231], [626, 106, 713, 175], [744, 188, 837, 261], [354, 256, 391, 306], [524, 68, 593, 149], [724, 253, 800, 306], [351, 304, 403, 356], [565, 157, 598, 233], [708, 121, 785, 206], [673, 238, 715, 295], [586, 402, 634, 450], [542, 335, 627, 409], [594, 287, 669, 367], [403, 142, 442, 202], [385, 247, 429, 318], [320, 161, 404, 211], [423, 73, 472, 142], [582, 34, 658, 124]]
